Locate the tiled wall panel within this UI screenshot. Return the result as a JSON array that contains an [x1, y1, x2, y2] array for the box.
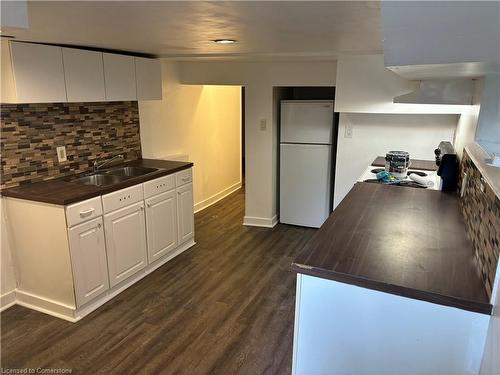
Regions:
[[1, 101, 141, 189], [458, 150, 500, 299]]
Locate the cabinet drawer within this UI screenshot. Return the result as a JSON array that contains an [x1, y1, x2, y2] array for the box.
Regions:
[[102, 184, 144, 213], [144, 174, 175, 199], [66, 197, 103, 227], [176, 168, 193, 187]]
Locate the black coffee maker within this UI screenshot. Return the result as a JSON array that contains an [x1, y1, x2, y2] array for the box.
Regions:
[[434, 141, 458, 192]]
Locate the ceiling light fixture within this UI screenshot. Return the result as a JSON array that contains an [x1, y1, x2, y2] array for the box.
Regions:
[[213, 39, 236, 44]]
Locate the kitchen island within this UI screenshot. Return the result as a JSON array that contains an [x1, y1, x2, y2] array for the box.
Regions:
[[291, 182, 492, 375]]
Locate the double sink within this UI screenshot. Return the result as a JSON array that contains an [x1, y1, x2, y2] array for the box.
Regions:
[[68, 166, 160, 187]]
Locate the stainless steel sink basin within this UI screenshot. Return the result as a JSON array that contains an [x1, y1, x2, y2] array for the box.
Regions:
[[68, 166, 159, 186], [105, 166, 159, 177], [71, 174, 127, 186]]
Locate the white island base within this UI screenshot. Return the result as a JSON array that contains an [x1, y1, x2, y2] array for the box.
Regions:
[[292, 274, 490, 375]]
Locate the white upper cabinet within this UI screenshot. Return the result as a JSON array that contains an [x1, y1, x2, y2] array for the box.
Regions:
[[63, 48, 105, 102], [103, 53, 137, 101], [9, 41, 67, 103], [381, 1, 500, 79], [135, 57, 162, 100], [1, 41, 162, 103]]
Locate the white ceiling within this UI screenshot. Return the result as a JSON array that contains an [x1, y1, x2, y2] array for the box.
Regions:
[[1, 1, 382, 60]]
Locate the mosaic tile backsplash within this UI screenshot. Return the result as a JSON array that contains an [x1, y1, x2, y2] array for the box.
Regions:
[[458, 150, 500, 300], [0, 101, 142, 189]]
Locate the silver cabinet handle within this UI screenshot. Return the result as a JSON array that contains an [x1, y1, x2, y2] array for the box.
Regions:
[[97, 223, 102, 229], [147, 203, 152, 208], [140, 206, 144, 211], [79, 208, 95, 217]]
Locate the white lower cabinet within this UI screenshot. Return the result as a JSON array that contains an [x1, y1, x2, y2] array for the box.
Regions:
[[68, 217, 109, 306], [104, 201, 148, 287], [4, 167, 194, 321], [145, 190, 178, 263], [177, 183, 195, 244]]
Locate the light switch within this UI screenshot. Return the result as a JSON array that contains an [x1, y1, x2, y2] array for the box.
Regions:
[[260, 119, 267, 131], [56, 146, 67, 162]]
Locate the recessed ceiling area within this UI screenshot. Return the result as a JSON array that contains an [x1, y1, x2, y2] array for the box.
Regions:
[[1, 1, 382, 60]]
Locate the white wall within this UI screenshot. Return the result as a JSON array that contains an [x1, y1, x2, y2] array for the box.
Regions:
[[178, 61, 337, 226], [139, 62, 242, 212], [475, 73, 500, 155], [334, 113, 458, 208], [335, 54, 467, 114], [454, 79, 483, 159], [0, 197, 17, 310]]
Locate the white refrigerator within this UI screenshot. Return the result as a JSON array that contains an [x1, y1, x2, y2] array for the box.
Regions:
[[279, 100, 334, 228]]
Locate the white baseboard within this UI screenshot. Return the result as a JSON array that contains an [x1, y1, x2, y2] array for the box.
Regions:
[[15, 290, 77, 321], [1, 239, 196, 322], [194, 181, 242, 213], [0, 290, 16, 312], [243, 214, 279, 228]]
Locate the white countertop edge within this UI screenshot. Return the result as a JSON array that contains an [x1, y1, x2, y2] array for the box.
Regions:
[[465, 142, 500, 200]]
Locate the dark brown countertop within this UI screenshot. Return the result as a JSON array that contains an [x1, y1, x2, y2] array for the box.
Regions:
[[1, 159, 193, 205], [372, 156, 437, 171], [292, 182, 492, 315]]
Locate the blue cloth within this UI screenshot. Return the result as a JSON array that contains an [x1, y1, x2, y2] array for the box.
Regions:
[[376, 171, 399, 184]]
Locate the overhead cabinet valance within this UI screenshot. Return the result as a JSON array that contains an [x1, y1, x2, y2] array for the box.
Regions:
[[1, 41, 162, 103]]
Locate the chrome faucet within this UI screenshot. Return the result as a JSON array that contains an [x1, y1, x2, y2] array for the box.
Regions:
[[93, 154, 124, 173]]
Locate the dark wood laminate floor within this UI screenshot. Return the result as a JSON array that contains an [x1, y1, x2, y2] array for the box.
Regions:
[[1, 188, 316, 374]]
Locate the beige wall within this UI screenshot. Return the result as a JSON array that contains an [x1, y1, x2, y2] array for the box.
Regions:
[[138, 62, 242, 212], [179, 60, 337, 226]]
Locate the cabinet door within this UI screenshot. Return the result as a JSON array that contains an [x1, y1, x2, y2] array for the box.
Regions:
[[135, 57, 162, 100], [176, 183, 194, 244], [68, 217, 109, 307], [145, 190, 177, 263], [10, 41, 67, 103], [104, 202, 147, 287], [103, 53, 137, 101], [62, 48, 105, 102]]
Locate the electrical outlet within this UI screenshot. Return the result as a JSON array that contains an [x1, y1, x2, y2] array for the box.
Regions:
[[344, 123, 353, 138], [260, 119, 267, 131], [56, 146, 67, 162]]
